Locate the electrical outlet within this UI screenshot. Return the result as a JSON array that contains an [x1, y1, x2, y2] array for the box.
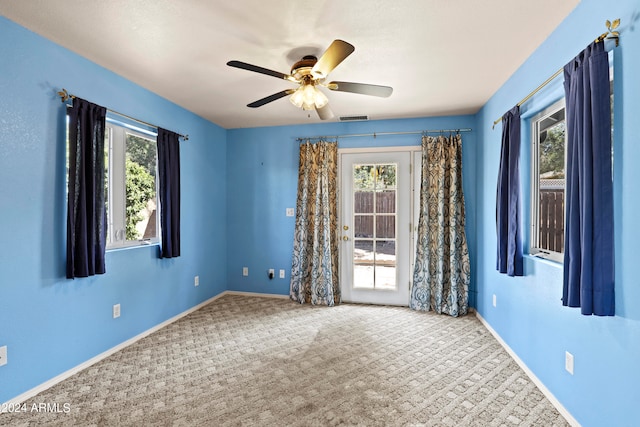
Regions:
[[492, 294, 497, 307], [286, 208, 295, 217], [113, 304, 121, 319], [0, 346, 7, 367], [565, 351, 574, 375], [242, 267, 248, 276], [279, 269, 285, 279], [194, 275, 199, 287], [268, 269, 275, 280]]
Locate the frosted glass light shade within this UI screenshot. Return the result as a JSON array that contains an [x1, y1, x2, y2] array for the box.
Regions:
[[289, 84, 328, 110]]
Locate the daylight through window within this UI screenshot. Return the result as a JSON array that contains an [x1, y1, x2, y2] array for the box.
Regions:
[[530, 99, 566, 262], [105, 120, 159, 249]]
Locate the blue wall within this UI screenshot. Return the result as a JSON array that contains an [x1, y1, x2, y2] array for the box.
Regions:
[[0, 17, 227, 402], [226, 115, 477, 305], [475, 0, 640, 426], [3, 0, 640, 424]]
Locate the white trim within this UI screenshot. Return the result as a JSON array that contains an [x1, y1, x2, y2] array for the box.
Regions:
[[223, 290, 290, 300], [2, 292, 227, 407], [475, 312, 580, 427]]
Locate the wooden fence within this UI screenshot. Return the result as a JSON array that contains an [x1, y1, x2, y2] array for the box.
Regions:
[[539, 189, 564, 253], [354, 191, 396, 239]]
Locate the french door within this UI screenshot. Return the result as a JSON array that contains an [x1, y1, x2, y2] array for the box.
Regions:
[[339, 149, 416, 306]]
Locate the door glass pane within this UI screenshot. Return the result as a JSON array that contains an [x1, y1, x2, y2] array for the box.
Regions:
[[354, 192, 374, 213], [353, 240, 374, 289], [376, 190, 396, 213], [376, 215, 395, 239], [375, 240, 396, 290], [354, 215, 373, 238], [354, 165, 376, 190], [376, 164, 397, 189], [351, 163, 398, 291]]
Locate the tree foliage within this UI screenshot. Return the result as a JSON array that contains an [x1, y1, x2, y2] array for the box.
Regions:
[[127, 134, 157, 177], [354, 165, 397, 190], [539, 123, 565, 178], [125, 158, 155, 240]]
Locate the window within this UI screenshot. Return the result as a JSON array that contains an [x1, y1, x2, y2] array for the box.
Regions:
[[530, 99, 566, 262], [105, 119, 159, 249]]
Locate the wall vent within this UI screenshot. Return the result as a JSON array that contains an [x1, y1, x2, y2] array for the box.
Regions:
[[339, 115, 369, 122]]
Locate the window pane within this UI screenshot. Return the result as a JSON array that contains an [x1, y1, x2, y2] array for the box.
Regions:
[[531, 100, 566, 261], [537, 111, 565, 254], [538, 189, 564, 253], [538, 109, 565, 179], [104, 131, 111, 246], [125, 133, 157, 241]]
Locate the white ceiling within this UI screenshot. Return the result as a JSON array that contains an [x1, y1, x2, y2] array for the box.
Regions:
[[1, 0, 580, 129]]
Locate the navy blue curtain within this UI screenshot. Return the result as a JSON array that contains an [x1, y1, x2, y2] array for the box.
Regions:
[[563, 41, 614, 316], [496, 106, 523, 277], [66, 97, 107, 279], [157, 128, 181, 258]]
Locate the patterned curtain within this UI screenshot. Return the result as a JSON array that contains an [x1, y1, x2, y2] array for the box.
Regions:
[[411, 134, 470, 317], [290, 141, 340, 306]]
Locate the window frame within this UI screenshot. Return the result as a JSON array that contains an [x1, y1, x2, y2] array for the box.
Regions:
[[529, 98, 566, 263], [105, 118, 160, 250]]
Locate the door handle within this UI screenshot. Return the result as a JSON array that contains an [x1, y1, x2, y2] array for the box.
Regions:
[[343, 236, 349, 241]]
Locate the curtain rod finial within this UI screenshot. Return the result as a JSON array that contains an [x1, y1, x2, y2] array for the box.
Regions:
[[57, 88, 75, 102], [596, 18, 620, 46]]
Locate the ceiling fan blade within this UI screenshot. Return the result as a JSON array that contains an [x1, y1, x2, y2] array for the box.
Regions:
[[247, 89, 295, 108], [315, 104, 334, 120], [311, 40, 355, 79], [327, 81, 393, 98], [227, 60, 294, 81]]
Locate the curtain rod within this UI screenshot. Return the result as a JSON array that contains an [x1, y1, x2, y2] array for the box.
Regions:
[[296, 128, 472, 142], [57, 88, 189, 141], [492, 19, 620, 130]]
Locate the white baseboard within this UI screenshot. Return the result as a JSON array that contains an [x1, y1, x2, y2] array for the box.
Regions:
[[474, 312, 580, 427], [3, 292, 227, 407], [223, 290, 290, 300]]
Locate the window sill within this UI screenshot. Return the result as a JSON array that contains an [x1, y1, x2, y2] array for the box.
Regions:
[[106, 241, 160, 253], [525, 253, 563, 269]]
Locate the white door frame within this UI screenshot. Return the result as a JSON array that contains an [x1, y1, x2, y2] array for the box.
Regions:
[[338, 146, 421, 306]]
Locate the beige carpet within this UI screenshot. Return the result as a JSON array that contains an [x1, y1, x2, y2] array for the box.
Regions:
[[0, 294, 569, 426]]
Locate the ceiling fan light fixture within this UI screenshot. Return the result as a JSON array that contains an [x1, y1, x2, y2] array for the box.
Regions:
[[313, 87, 329, 109], [289, 84, 328, 111], [227, 39, 391, 120], [289, 86, 306, 109]]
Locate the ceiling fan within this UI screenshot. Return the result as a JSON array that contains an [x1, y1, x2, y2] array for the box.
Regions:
[[227, 40, 393, 120]]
